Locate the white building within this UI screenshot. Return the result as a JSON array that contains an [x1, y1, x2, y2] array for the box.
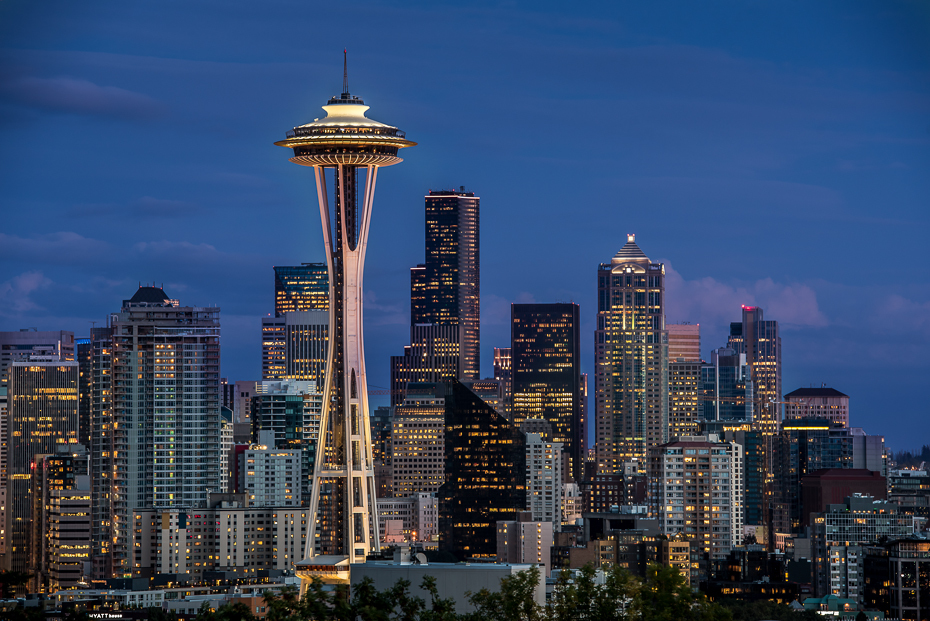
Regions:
[[240, 446, 302, 507], [647, 435, 744, 558], [525, 432, 562, 527], [132, 494, 308, 579]]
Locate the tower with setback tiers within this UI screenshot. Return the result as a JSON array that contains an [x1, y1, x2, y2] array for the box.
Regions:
[[275, 57, 415, 588]]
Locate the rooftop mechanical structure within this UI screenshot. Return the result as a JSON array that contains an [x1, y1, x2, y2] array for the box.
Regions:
[[275, 57, 415, 590]]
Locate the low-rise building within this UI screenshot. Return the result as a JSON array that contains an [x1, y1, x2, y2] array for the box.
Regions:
[[496, 513, 553, 576], [131, 494, 308, 580], [811, 495, 915, 604], [376, 492, 438, 545]]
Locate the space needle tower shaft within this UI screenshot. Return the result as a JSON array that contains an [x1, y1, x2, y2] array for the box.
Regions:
[[275, 54, 415, 587]]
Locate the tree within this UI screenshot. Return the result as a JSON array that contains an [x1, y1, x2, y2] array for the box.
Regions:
[[462, 565, 542, 621]]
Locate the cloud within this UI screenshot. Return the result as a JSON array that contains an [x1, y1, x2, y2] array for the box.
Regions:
[[0, 271, 52, 316], [2, 76, 164, 120], [482, 292, 536, 327], [69, 196, 201, 219], [664, 263, 829, 330], [0, 231, 110, 264], [871, 294, 930, 337]]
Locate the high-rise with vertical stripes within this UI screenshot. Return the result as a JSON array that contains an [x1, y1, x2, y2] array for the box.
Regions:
[[594, 235, 668, 473]]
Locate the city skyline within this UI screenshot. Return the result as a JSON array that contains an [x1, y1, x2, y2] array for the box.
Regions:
[[1, 1, 928, 451]]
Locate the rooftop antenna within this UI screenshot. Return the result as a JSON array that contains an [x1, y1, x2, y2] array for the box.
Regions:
[[343, 48, 349, 95]]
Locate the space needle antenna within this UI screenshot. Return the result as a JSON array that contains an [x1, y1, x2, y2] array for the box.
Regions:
[[343, 49, 348, 95]]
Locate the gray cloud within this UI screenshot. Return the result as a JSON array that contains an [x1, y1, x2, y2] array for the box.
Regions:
[[2, 76, 164, 120], [0, 271, 53, 317], [0, 231, 111, 264]]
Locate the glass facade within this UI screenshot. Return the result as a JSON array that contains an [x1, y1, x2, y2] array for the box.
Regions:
[[438, 382, 526, 561], [273, 263, 329, 317]]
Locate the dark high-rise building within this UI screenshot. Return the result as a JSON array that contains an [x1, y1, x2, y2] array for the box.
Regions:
[[594, 235, 668, 472], [511, 303, 582, 482], [420, 189, 479, 380], [261, 316, 286, 381], [76, 337, 92, 448], [6, 361, 79, 573], [701, 420, 766, 528], [727, 306, 781, 438], [273, 263, 329, 317], [438, 382, 526, 561], [700, 347, 753, 423]]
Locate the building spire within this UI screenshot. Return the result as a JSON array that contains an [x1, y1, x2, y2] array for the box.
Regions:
[[343, 48, 348, 95]]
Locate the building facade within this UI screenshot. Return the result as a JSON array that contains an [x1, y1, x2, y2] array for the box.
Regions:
[[438, 382, 526, 561], [493, 347, 513, 418], [240, 447, 302, 507], [669, 361, 702, 441], [415, 189, 480, 381], [811, 495, 914, 603], [595, 235, 668, 472], [6, 361, 79, 573], [512, 303, 582, 481], [727, 306, 781, 438], [109, 286, 223, 577], [391, 386, 445, 497], [390, 324, 461, 407], [785, 387, 849, 427], [667, 324, 701, 362], [700, 348, 753, 423], [524, 430, 563, 527], [273, 263, 329, 317], [132, 496, 308, 580], [648, 435, 744, 559]]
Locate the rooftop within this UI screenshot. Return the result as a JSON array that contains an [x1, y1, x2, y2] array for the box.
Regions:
[[612, 234, 649, 262], [785, 387, 848, 399]]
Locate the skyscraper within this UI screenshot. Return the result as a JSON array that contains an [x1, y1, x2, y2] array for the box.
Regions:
[[418, 189, 480, 380], [511, 303, 582, 482], [274, 263, 329, 316], [0, 329, 74, 559], [274, 61, 415, 586], [109, 286, 222, 577], [727, 306, 781, 437], [6, 361, 79, 573], [594, 235, 668, 473], [261, 316, 286, 381], [88, 326, 113, 579]]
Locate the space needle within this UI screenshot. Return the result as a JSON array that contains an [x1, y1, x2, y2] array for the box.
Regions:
[[275, 54, 415, 589]]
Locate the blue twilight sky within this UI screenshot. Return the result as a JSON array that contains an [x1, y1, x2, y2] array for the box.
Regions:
[[1, 1, 928, 450]]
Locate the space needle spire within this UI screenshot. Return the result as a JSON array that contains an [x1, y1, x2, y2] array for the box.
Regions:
[[275, 58, 415, 590]]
